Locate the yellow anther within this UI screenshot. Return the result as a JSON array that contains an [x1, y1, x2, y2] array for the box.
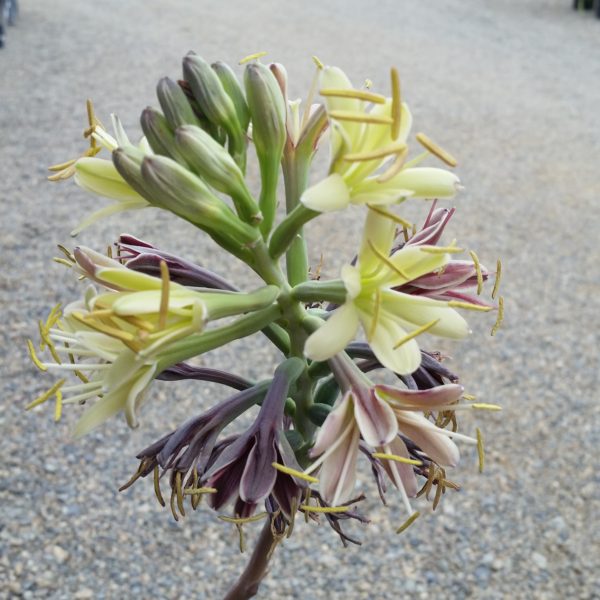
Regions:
[[432, 481, 443, 511], [393, 319, 440, 350], [159, 260, 170, 330], [271, 462, 319, 483], [366, 204, 413, 230], [396, 511, 420, 534], [367, 288, 381, 342], [71, 312, 137, 342], [153, 465, 165, 507], [169, 489, 180, 521], [469, 250, 484, 295], [183, 486, 217, 495], [312, 55, 324, 69], [367, 240, 410, 280], [26, 379, 66, 410], [462, 393, 476, 401], [118, 464, 145, 492], [415, 132, 458, 167], [175, 471, 185, 517], [328, 110, 393, 125], [56, 245, 75, 262], [390, 67, 402, 140], [53, 257, 74, 268], [300, 504, 350, 513], [472, 403, 502, 411], [343, 142, 407, 163], [420, 244, 464, 254], [27, 340, 48, 372], [447, 301, 493, 312], [491, 295, 504, 336], [376, 147, 409, 183], [476, 427, 485, 473], [371, 452, 422, 466], [47, 158, 78, 173], [218, 512, 269, 524], [319, 88, 387, 104], [239, 51, 267, 64], [54, 390, 63, 422], [492, 258, 502, 300]]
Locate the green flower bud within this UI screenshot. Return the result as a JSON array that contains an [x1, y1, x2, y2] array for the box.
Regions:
[[211, 61, 250, 132], [112, 145, 155, 200], [182, 54, 246, 167], [244, 62, 287, 236], [140, 155, 260, 248], [156, 77, 202, 130], [314, 376, 340, 407], [175, 124, 261, 224], [140, 107, 185, 163], [308, 402, 333, 426]]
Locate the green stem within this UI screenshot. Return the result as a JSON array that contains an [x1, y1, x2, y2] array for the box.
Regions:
[[268, 203, 319, 260], [291, 279, 347, 304]]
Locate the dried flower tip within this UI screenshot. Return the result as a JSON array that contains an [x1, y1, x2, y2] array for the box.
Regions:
[[271, 462, 319, 484], [239, 51, 268, 64], [415, 132, 458, 167], [396, 511, 420, 534]]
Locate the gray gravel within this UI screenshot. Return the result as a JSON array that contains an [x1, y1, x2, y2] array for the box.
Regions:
[[1, 0, 599, 598]]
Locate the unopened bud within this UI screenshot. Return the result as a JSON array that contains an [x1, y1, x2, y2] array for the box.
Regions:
[[211, 61, 250, 132], [156, 77, 202, 129], [175, 125, 261, 223], [112, 145, 155, 200], [140, 107, 185, 163]]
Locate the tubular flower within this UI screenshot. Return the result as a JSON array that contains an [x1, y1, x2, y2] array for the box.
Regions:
[[300, 65, 460, 213], [26, 248, 278, 436], [304, 209, 471, 375], [47, 102, 151, 235]]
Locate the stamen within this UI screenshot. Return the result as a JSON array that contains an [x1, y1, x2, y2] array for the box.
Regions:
[[472, 403, 502, 411], [432, 479, 444, 510], [328, 110, 393, 125], [190, 467, 200, 510], [319, 88, 386, 104], [367, 288, 382, 342], [53, 258, 75, 268], [390, 67, 401, 140], [343, 142, 407, 162], [169, 489, 179, 521], [366, 204, 413, 229], [153, 465, 166, 507], [393, 319, 440, 350], [367, 240, 410, 280], [47, 158, 78, 172], [26, 379, 66, 410], [491, 296, 504, 336], [27, 340, 48, 372], [183, 486, 217, 495], [396, 511, 420, 534], [415, 132, 458, 167], [462, 393, 476, 401], [476, 427, 485, 473], [420, 244, 464, 254], [118, 463, 145, 492], [469, 250, 484, 295], [159, 260, 170, 330], [447, 301, 493, 312], [72, 312, 137, 343], [311, 55, 324, 70], [492, 259, 502, 299], [417, 466, 436, 498], [376, 147, 409, 183], [61, 381, 102, 394], [44, 363, 111, 371], [300, 504, 350, 513], [271, 462, 319, 483], [371, 452, 422, 466], [238, 51, 267, 64], [218, 513, 269, 524]]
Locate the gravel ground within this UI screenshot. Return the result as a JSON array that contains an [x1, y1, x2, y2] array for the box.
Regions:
[[1, 0, 599, 598]]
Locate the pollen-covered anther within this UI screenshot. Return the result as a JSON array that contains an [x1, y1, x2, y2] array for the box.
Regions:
[[447, 301, 494, 312], [392, 319, 441, 350], [376, 148, 409, 184], [367, 239, 410, 279], [366, 204, 413, 230], [238, 51, 268, 64], [158, 260, 170, 330], [328, 110, 393, 125], [492, 259, 502, 299], [420, 244, 464, 254], [300, 504, 351, 514], [390, 67, 402, 140], [183, 486, 218, 495], [491, 295, 504, 336], [476, 427, 485, 473], [469, 250, 484, 295], [26, 379, 66, 410], [319, 88, 387, 104], [396, 511, 420, 534], [271, 462, 319, 483], [27, 340, 48, 372], [218, 513, 269, 524], [415, 132, 458, 168], [371, 452, 422, 466], [343, 141, 407, 163]]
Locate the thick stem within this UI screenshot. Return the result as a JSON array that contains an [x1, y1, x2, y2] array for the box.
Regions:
[[223, 520, 277, 600]]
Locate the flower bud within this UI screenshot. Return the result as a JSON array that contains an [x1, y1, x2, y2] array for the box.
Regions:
[[112, 145, 156, 201], [140, 107, 185, 163], [140, 155, 259, 247], [211, 61, 250, 132], [244, 62, 286, 234], [156, 76, 201, 130], [175, 124, 260, 223], [182, 54, 246, 166]]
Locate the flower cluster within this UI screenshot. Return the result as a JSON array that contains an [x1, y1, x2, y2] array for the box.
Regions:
[[29, 51, 504, 569]]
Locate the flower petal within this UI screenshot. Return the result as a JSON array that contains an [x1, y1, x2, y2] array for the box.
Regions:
[[376, 383, 464, 408], [310, 392, 353, 457], [304, 303, 360, 362], [300, 173, 351, 213], [352, 389, 398, 447], [382, 436, 418, 498]]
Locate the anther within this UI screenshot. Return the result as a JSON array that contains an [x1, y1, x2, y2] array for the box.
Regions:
[[447, 301, 493, 312], [415, 132, 458, 167], [27, 340, 48, 372], [371, 452, 422, 466], [469, 250, 484, 295], [328, 110, 393, 125], [238, 51, 267, 65], [169, 489, 180, 521], [159, 260, 170, 330], [393, 319, 440, 350], [366, 204, 413, 229], [312, 55, 324, 69], [390, 67, 402, 140], [300, 505, 350, 513], [491, 295, 504, 336], [396, 511, 420, 534], [367, 240, 410, 279], [432, 482, 443, 511], [54, 390, 63, 422], [175, 471, 185, 517], [376, 147, 409, 183], [218, 513, 269, 524], [476, 427, 485, 473], [271, 462, 318, 483], [153, 465, 166, 507], [320, 88, 386, 104], [420, 244, 464, 254], [492, 259, 502, 299], [26, 379, 66, 410], [343, 142, 407, 162]]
